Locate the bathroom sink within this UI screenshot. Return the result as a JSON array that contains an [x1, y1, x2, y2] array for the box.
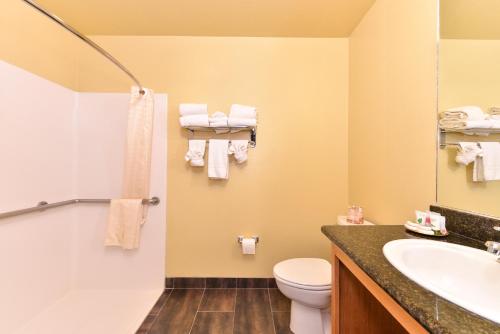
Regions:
[[383, 239, 500, 324]]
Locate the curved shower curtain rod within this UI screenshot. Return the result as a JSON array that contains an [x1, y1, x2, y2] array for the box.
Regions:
[[22, 0, 145, 95]]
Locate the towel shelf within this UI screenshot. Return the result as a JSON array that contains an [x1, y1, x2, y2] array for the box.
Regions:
[[439, 128, 500, 149], [0, 197, 160, 220], [185, 126, 257, 147]]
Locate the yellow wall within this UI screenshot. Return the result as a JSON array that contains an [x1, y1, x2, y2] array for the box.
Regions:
[[76, 36, 349, 277], [348, 0, 438, 224], [0, 0, 79, 90], [438, 39, 500, 218]]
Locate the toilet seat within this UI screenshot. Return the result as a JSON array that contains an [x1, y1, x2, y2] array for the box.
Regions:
[[273, 258, 331, 291]]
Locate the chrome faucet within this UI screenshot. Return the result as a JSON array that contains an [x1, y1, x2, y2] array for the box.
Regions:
[[485, 226, 500, 263]]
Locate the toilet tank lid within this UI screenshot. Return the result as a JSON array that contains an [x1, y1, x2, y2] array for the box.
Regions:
[[273, 258, 331, 287]]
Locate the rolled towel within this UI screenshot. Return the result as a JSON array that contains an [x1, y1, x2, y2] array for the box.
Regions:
[[229, 140, 249, 164], [179, 103, 208, 116], [179, 114, 209, 127], [456, 142, 482, 166], [228, 118, 257, 127], [185, 140, 206, 167], [229, 104, 257, 119], [209, 111, 229, 127], [440, 106, 486, 121]]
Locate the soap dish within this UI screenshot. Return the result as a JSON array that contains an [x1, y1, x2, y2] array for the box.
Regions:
[[404, 221, 449, 237]]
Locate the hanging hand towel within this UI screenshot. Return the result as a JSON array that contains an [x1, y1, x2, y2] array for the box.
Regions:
[[208, 139, 229, 179], [478, 142, 500, 181], [179, 114, 210, 127], [106, 199, 144, 250], [106, 86, 154, 250], [229, 140, 249, 164], [179, 103, 208, 116], [185, 140, 206, 166]]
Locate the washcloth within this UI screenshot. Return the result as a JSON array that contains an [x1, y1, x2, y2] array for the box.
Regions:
[[229, 140, 249, 164], [179, 114, 210, 127], [209, 111, 229, 127], [456, 142, 482, 166], [185, 140, 206, 167], [229, 104, 257, 119], [106, 86, 154, 249], [105, 199, 144, 250], [478, 142, 500, 181], [179, 103, 208, 116], [208, 139, 229, 179]]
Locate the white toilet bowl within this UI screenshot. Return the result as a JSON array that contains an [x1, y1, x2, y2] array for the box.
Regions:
[[273, 258, 332, 334]]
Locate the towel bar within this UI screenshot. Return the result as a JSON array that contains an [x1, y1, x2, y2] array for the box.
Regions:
[[0, 197, 160, 220], [185, 126, 257, 147]]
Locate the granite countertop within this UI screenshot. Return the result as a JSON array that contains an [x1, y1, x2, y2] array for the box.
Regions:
[[321, 225, 500, 334]]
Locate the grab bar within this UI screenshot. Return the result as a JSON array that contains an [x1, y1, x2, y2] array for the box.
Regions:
[[0, 197, 160, 220]]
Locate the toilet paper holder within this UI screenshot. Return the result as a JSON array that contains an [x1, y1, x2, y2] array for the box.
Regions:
[[237, 235, 260, 244]]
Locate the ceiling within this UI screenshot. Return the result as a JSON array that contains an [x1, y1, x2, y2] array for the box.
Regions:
[[441, 0, 500, 39], [34, 0, 375, 37]]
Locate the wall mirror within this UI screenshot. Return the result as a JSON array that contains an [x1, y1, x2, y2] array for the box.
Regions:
[[438, 0, 500, 218]]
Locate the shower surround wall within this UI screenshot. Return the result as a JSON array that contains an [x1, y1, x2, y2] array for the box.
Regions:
[[0, 60, 167, 333]]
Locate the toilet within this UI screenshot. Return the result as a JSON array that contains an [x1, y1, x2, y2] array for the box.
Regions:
[[273, 258, 332, 334]]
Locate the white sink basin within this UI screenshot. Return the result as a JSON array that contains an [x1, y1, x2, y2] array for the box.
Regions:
[[383, 239, 500, 324]]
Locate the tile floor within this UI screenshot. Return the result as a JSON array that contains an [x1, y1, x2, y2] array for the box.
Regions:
[[137, 288, 293, 334]]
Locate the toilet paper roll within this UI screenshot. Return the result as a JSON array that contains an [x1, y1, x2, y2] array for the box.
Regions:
[[242, 238, 256, 255]]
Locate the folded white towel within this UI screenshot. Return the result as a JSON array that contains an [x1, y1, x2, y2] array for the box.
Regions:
[[456, 142, 482, 166], [208, 140, 229, 179], [185, 140, 206, 167], [489, 107, 500, 115], [466, 120, 500, 129], [229, 104, 257, 119], [179, 114, 210, 127], [439, 119, 500, 131], [179, 103, 208, 116], [229, 140, 249, 164], [228, 118, 257, 127], [440, 106, 486, 121], [477, 142, 500, 181], [209, 111, 229, 127]]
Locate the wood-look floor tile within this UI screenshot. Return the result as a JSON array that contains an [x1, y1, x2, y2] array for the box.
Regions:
[[272, 312, 293, 334], [149, 289, 204, 334], [269, 289, 291, 312], [199, 289, 236, 312], [237, 278, 269, 289], [136, 289, 172, 333], [206, 278, 237, 288], [190, 312, 234, 334], [174, 277, 206, 288], [234, 289, 275, 334]]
